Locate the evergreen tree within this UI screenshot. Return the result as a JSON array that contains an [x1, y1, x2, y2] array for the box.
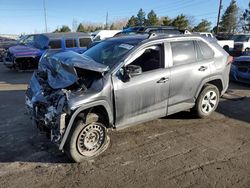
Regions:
[[77, 23, 86, 32], [54, 25, 71, 33], [126, 16, 138, 27], [110, 23, 116, 30], [172, 14, 189, 30], [193, 19, 212, 32], [145, 10, 159, 26], [136, 8, 146, 26], [162, 16, 172, 26], [242, 2, 250, 32], [220, 0, 238, 33]]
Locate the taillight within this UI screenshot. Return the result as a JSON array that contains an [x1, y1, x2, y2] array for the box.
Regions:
[[227, 56, 233, 65]]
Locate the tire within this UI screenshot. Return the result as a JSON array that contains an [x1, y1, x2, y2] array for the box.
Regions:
[[65, 113, 110, 162], [193, 84, 220, 118]]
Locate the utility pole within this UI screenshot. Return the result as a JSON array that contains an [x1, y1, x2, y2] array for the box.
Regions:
[[43, 0, 48, 32], [105, 12, 109, 29], [216, 0, 222, 34]]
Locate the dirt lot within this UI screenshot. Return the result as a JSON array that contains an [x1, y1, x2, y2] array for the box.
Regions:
[[0, 63, 249, 188]]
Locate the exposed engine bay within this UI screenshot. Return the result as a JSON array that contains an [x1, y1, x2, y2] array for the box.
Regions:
[[25, 51, 108, 144]]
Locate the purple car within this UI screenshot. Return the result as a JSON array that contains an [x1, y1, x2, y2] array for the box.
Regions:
[[4, 32, 92, 70], [230, 51, 250, 84]]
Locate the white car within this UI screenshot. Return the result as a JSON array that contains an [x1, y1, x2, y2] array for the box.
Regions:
[[91, 30, 121, 41], [199, 32, 234, 52], [233, 34, 250, 52]]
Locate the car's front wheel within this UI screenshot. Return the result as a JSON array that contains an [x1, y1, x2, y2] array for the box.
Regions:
[[65, 113, 110, 162], [194, 84, 220, 118]]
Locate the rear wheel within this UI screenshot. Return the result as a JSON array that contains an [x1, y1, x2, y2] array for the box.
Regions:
[[193, 84, 220, 118], [65, 113, 110, 162]]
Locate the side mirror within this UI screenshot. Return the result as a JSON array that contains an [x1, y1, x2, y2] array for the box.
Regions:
[[122, 64, 142, 82]]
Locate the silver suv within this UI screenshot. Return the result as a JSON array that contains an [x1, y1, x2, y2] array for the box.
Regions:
[[25, 34, 232, 162]]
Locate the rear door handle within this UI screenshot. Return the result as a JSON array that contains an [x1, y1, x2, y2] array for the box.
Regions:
[[198, 66, 208, 71], [157, 77, 169, 83]]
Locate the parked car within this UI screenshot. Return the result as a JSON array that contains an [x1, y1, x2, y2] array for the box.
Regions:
[[0, 36, 17, 62], [114, 26, 182, 37], [91, 30, 121, 41], [198, 32, 234, 52], [230, 51, 250, 84], [3, 32, 92, 70], [25, 34, 231, 162], [233, 34, 250, 54]]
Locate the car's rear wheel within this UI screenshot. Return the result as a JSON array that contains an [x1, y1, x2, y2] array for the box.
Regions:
[[65, 113, 110, 162], [194, 84, 220, 118]]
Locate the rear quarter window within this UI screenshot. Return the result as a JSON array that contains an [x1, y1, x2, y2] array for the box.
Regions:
[[79, 38, 92, 47], [171, 40, 196, 66], [65, 38, 77, 48], [48, 40, 62, 49], [197, 40, 214, 60]]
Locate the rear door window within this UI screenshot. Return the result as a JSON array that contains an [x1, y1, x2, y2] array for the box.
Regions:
[[65, 38, 77, 48], [48, 40, 62, 49], [171, 40, 196, 66]]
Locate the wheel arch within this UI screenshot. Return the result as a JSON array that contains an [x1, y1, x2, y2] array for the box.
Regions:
[[59, 100, 113, 150], [195, 77, 224, 99]]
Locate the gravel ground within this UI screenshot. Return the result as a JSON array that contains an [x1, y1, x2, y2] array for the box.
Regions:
[[0, 63, 249, 188]]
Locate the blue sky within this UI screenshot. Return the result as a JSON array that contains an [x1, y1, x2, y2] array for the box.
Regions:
[[0, 0, 249, 34]]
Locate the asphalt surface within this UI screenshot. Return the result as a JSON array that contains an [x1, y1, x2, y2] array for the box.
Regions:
[[0, 63, 249, 188]]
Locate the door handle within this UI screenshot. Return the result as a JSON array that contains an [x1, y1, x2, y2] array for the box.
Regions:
[[198, 66, 208, 71], [157, 77, 169, 83]]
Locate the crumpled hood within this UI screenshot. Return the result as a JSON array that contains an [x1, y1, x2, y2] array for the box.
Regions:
[[38, 50, 109, 89], [8, 45, 42, 57]]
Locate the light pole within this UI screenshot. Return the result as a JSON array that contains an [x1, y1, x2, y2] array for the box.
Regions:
[[216, 0, 222, 34], [43, 0, 48, 32]]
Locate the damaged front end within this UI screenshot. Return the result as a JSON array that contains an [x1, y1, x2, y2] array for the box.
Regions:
[[25, 50, 108, 145]]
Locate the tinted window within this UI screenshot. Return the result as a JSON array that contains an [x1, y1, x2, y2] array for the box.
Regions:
[[49, 40, 61, 49], [79, 38, 92, 47], [66, 38, 77, 48], [130, 45, 163, 72], [234, 35, 250, 42], [197, 41, 214, 60], [171, 41, 196, 66]]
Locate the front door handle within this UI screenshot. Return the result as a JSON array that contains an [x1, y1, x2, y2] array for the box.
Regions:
[[157, 77, 169, 83], [198, 66, 208, 71]]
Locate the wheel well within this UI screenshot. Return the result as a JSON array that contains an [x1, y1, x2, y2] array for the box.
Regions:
[[206, 79, 223, 94], [75, 105, 111, 128]]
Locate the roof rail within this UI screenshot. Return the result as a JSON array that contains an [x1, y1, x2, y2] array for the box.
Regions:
[[148, 32, 157, 39]]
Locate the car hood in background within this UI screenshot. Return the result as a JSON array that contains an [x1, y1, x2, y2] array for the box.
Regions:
[[8, 45, 42, 57]]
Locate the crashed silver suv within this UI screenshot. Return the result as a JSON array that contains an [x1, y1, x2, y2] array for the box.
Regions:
[[25, 34, 232, 162]]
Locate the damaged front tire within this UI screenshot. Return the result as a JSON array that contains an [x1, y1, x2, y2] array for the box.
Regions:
[[65, 113, 110, 162]]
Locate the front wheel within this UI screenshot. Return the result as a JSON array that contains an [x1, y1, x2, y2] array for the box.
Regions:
[[194, 84, 220, 118], [65, 113, 110, 162]]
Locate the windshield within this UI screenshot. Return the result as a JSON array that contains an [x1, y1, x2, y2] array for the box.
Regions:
[[18, 35, 48, 49], [233, 35, 250, 42], [83, 40, 135, 68]]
